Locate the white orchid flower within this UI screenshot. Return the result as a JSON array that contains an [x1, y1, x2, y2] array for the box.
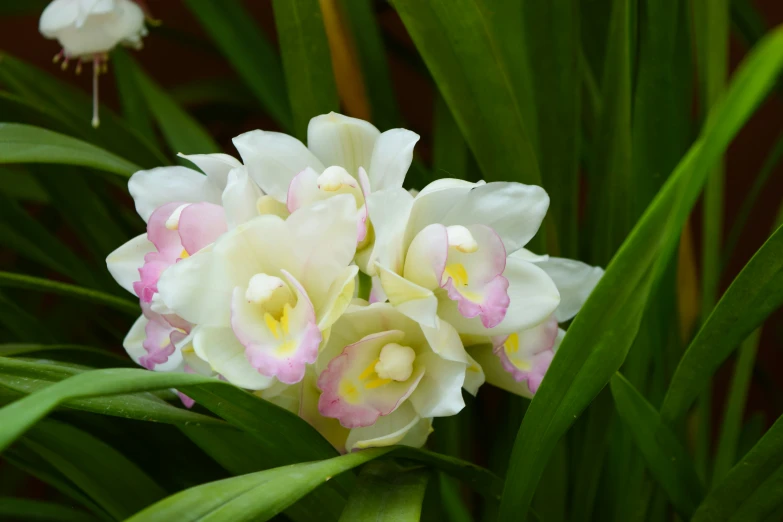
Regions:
[[232, 112, 420, 256], [369, 178, 561, 337], [314, 302, 479, 450], [39, 0, 148, 126], [155, 195, 359, 386], [468, 250, 604, 397]]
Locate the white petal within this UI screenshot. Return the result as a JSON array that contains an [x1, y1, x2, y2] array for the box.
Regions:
[[419, 318, 469, 364], [233, 130, 324, 202], [364, 188, 414, 275], [377, 265, 439, 328], [106, 234, 153, 294], [406, 181, 549, 254], [178, 152, 242, 191], [317, 265, 359, 330], [345, 402, 426, 451], [194, 326, 275, 390], [463, 353, 485, 396], [39, 0, 79, 34], [534, 257, 604, 322], [439, 256, 560, 335], [403, 224, 448, 291], [128, 166, 222, 223], [368, 129, 420, 191], [409, 351, 466, 418], [122, 314, 149, 367], [307, 112, 380, 175], [284, 195, 358, 309], [222, 166, 263, 228]]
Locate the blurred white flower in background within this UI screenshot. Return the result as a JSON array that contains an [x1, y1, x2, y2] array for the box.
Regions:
[[39, 0, 148, 127]]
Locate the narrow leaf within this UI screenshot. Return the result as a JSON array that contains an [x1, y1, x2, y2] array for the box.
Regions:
[[338, 461, 431, 521], [0, 497, 98, 522]]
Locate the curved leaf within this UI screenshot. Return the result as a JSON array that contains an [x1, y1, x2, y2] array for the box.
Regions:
[[0, 271, 139, 316], [498, 26, 783, 521], [391, 0, 541, 185], [183, 0, 292, 131], [609, 373, 703, 519], [0, 124, 141, 177], [692, 414, 783, 522], [0, 344, 132, 368], [272, 0, 339, 140], [127, 449, 390, 522], [0, 497, 98, 522], [661, 223, 783, 423], [338, 461, 430, 521]]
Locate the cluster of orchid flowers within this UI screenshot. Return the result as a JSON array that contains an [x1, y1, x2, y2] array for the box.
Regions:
[[38, 0, 603, 454], [106, 113, 604, 452]]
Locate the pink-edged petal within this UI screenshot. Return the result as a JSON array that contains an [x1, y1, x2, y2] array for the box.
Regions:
[[403, 224, 448, 291], [134, 252, 170, 303], [356, 167, 371, 243], [317, 329, 424, 429], [147, 201, 185, 256], [492, 315, 558, 394], [178, 202, 227, 255], [231, 270, 321, 384], [139, 315, 176, 370], [286, 167, 322, 213], [440, 225, 509, 328]]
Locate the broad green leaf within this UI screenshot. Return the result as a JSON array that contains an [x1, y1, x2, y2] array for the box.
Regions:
[[337, 0, 401, 129], [0, 124, 141, 177], [432, 93, 469, 183], [112, 49, 154, 138], [0, 358, 222, 427], [586, 0, 632, 265], [0, 53, 167, 167], [273, 0, 339, 140], [0, 497, 98, 522], [391, 0, 541, 185], [0, 271, 139, 316], [22, 420, 167, 520], [661, 224, 783, 422], [125, 58, 220, 155], [498, 26, 783, 521], [0, 364, 340, 468], [183, 0, 293, 131], [127, 449, 390, 522], [692, 414, 783, 522], [609, 373, 703, 519], [338, 461, 430, 521], [523, 0, 580, 257]]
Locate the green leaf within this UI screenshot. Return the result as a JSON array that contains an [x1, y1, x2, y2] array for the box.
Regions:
[[0, 166, 49, 202], [0, 358, 224, 427], [498, 26, 783, 521], [169, 78, 257, 110], [273, 0, 340, 140], [586, 0, 632, 264], [0, 292, 52, 343], [0, 271, 139, 316], [661, 223, 783, 422], [0, 344, 132, 368], [523, 0, 580, 256], [432, 92, 469, 183], [692, 414, 783, 522], [609, 373, 703, 519], [391, 0, 541, 185], [127, 449, 390, 522], [0, 53, 167, 168], [112, 49, 155, 138], [0, 124, 142, 177], [338, 461, 431, 521], [22, 420, 167, 520], [183, 0, 293, 131], [0, 497, 98, 522], [337, 0, 401, 129], [125, 58, 220, 155]]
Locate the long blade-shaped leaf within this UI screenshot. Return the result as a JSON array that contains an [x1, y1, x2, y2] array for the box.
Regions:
[[661, 223, 783, 422], [0, 271, 138, 316], [391, 0, 541, 185], [498, 26, 783, 521], [0, 497, 98, 522], [183, 0, 292, 131], [609, 373, 703, 519], [272, 0, 339, 140], [338, 461, 430, 521], [692, 414, 783, 522], [127, 449, 390, 522], [0, 124, 141, 177]]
